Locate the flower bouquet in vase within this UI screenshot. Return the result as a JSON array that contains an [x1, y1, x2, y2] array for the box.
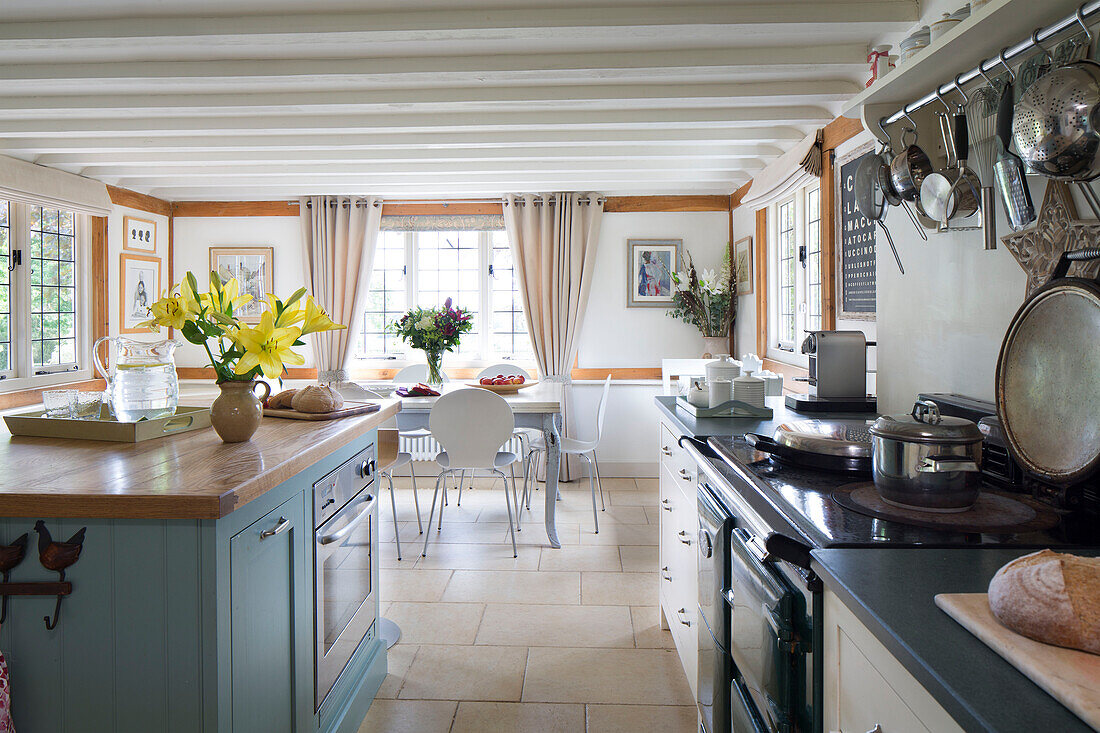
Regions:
[[390, 298, 473, 387], [140, 271, 345, 442], [666, 250, 737, 357]]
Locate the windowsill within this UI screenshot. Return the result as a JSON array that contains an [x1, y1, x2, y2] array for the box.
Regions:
[[0, 369, 94, 394]]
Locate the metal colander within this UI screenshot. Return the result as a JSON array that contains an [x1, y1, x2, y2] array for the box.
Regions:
[[1012, 60, 1100, 181]]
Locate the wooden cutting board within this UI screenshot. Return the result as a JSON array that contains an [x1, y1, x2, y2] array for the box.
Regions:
[[936, 593, 1100, 731], [263, 401, 380, 421]]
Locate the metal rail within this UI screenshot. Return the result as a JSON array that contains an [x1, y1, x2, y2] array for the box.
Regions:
[[881, 0, 1100, 128]]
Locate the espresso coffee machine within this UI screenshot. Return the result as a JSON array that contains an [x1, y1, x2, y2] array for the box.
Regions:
[[785, 330, 877, 413]]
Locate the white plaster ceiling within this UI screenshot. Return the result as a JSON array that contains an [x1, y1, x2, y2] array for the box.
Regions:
[[0, 0, 918, 199]]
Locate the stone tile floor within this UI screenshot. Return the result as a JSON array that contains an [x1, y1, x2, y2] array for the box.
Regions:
[[357, 475, 696, 733]]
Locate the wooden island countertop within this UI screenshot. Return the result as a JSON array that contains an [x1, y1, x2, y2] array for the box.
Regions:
[[0, 397, 400, 520]]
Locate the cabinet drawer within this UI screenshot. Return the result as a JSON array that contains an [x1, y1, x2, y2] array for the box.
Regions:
[[824, 590, 964, 733], [659, 420, 696, 485]]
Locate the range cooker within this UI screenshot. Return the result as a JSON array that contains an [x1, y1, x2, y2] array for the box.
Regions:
[[682, 430, 1098, 733]]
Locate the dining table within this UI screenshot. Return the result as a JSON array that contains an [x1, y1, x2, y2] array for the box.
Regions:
[[391, 381, 567, 548]]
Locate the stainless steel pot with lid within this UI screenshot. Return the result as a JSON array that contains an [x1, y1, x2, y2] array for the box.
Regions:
[[868, 400, 984, 512]]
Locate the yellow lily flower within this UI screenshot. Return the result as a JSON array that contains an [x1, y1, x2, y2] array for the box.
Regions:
[[207, 277, 253, 315], [138, 280, 201, 331], [299, 296, 346, 335], [266, 293, 306, 328], [230, 312, 305, 379]]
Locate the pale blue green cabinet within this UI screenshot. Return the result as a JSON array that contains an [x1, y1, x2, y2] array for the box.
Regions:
[[230, 495, 308, 733], [0, 432, 384, 733]]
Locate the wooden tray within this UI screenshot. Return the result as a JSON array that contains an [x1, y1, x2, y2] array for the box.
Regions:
[[263, 401, 381, 420], [936, 593, 1100, 731], [3, 405, 211, 442], [471, 380, 537, 394]]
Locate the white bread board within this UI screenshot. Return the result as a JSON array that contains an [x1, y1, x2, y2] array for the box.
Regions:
[[935, 593, 1100, 731]]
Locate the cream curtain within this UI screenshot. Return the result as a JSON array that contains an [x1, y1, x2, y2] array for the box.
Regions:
[[299, 196, 382, 384], [504, 192, 603, 479]]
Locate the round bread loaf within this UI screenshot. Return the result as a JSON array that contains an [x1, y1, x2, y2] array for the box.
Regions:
[[988, 549, 1100, 655], [291, 384, 344, 413], [267, 388, 298, 409]]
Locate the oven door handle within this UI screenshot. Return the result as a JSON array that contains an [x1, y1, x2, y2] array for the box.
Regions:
[[319, 494, 375, 545]]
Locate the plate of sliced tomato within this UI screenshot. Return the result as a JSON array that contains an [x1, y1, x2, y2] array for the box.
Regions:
[[473, 374, 537, 393]]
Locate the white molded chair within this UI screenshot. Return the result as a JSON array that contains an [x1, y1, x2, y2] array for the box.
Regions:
[[524, 375, 612, 533], [422, 389, 522, 558], [377, 450, 422, 561], [469, 364, 539, 502], [390, 364, 452, 503]]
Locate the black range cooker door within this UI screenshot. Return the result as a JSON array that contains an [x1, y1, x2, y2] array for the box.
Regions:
[[698, 483, 734, 733]]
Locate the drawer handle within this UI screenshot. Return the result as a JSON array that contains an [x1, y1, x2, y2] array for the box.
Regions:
[[662, 446, 673, 456], [259, 516, 291, 540], [676, 607, 691, 627], [661, 499, 673, 512], [677, 530, 692, 546], [678, 468, 692, 481], [661, 566, 672, 582]]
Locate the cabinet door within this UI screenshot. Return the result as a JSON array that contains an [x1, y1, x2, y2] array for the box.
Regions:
[[230, 494, 307, 733]]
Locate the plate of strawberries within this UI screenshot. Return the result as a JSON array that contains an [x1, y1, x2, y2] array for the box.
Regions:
[[473, 374, 536, 393]]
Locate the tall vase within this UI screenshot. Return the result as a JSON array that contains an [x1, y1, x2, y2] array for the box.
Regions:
[[424, 349, 444, 388], [702, 336, 730, 359], [210, 379, 270, 443]]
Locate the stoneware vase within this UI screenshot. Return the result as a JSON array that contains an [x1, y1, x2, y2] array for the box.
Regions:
[[702, 336, 730, 359], [210, 379, 270, 443]]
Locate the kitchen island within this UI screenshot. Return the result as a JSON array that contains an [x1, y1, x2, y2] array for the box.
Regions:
[[811, 548, 1098, 733], [0, 395, 399, 733]]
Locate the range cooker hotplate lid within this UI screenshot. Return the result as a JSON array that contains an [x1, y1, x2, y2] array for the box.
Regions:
[[772, 419, 875, 458]]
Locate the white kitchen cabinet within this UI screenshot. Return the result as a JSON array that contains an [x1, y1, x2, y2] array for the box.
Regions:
[[823, 589, 965, 733], [658, 418, 698, 698]]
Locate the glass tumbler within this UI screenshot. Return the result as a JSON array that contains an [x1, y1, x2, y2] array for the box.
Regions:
[[71, 391, 105, 420], [42, 389, 77, 418]]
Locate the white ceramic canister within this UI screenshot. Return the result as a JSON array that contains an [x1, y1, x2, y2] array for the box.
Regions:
[[929, 14, 959, 42], [708, 379, 732, 408], [733, 374, 766, 408], [705, 354, 741, 383], [687, 378, 709, 407]]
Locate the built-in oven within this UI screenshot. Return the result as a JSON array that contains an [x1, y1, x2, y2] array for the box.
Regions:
[[697, 481, 734, 733], [313, 444, 377, 710]]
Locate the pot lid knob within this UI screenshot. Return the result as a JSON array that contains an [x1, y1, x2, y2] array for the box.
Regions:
[[910, 399, 942, 425]]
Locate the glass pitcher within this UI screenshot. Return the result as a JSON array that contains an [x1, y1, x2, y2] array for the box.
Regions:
[[93, 337, 181, 422]]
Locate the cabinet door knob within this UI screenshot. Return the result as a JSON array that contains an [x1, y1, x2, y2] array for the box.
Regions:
[[676, 608, 691, 626], [661, 566, 672, 582], [662, 446, 673, 456], [678, 468, 692, 481], [259, 516, 291, 540], [661, 499, 673, 512], [677, 530, 692, 545]]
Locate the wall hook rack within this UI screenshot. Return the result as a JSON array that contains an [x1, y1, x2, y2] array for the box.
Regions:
[[0, 533, 28, 624], [0, 521, 90, 630]]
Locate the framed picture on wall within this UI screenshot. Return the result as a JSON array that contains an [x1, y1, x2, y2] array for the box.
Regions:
[[119, 252, 161, 334], [734, 236, 753, 295], [122, 215, 156, 253], [626, 238, 681, 308], [835, 141, 878, 321], [209, 246, 274, 323]]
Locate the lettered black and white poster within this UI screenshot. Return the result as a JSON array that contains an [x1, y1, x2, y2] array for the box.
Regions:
[[837, 145, 877, 318]]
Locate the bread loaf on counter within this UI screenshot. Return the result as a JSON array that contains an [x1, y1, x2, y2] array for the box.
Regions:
[[988, 550, 1100, 655], [291, 384, 344, 413]]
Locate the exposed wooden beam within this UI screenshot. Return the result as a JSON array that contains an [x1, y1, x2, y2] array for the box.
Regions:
[[604, 195, 730, 213], [730, 180, 753, 210], [820, 150, 838, 331], [822, 114, 863, 152], [171, 201, 299, 217], [755, 208, 768, 356], [177, 367, 317, 380], [105, 185, 172, 217], [90, 216, 109, 369]]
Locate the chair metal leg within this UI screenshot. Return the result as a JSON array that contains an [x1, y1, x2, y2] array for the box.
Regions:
[[496, 469, 518, 558], [592, 451, 606, 511], [421, 473, 445, 557], [580, 452, 599, 534], [387, 472, 402, 561], [438, 472, 447, 531], [410, 461, 423, 534], [510, 463, 521, 531]]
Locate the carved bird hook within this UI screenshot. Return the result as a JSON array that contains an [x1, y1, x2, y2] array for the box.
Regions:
[[33, 521, 86, 630], [0, 533, 28, 624]]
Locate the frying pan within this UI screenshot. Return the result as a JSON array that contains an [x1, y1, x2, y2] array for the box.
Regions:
[[855, 145, 906, 274], [996, 248, 1100, 484]]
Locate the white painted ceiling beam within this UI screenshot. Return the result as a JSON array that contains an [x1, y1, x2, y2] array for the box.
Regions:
[[150, 185, 741, 199], [0, 107, 833, 137], [0, 81, 860, 116], [0, 3, 917, 41]]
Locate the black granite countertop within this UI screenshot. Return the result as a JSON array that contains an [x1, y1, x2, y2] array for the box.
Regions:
[[654, 394, 875, 439], [811, 548, 1100, 733]]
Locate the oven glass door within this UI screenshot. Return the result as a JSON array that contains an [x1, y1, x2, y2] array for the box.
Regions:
[[728, 527, 796, 732], [315, 489, 376, 709]]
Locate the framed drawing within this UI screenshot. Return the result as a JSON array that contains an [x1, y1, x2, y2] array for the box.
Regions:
[[734, 236, 753, 295], [119, 252, 161, 334], [835, 141, 878, 321], [627, 238, 680, 308], [122, 215, 156, 253], [209, 246, 274, 322]]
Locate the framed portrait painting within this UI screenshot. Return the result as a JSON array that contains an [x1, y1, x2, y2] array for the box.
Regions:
[[734, 236, 754, 295], [122, 215, 156, 253], [627, 238, 681, 308], [209, 246, 274, 322], [119, 252, 161, 334]]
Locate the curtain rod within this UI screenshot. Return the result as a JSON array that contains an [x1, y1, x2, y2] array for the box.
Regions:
[[299, 195, 606, 208], [881, 0, 1100, 131]]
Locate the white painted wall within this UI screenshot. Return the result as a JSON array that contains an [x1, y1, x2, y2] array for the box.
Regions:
[[171, 215, 309, 367]]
